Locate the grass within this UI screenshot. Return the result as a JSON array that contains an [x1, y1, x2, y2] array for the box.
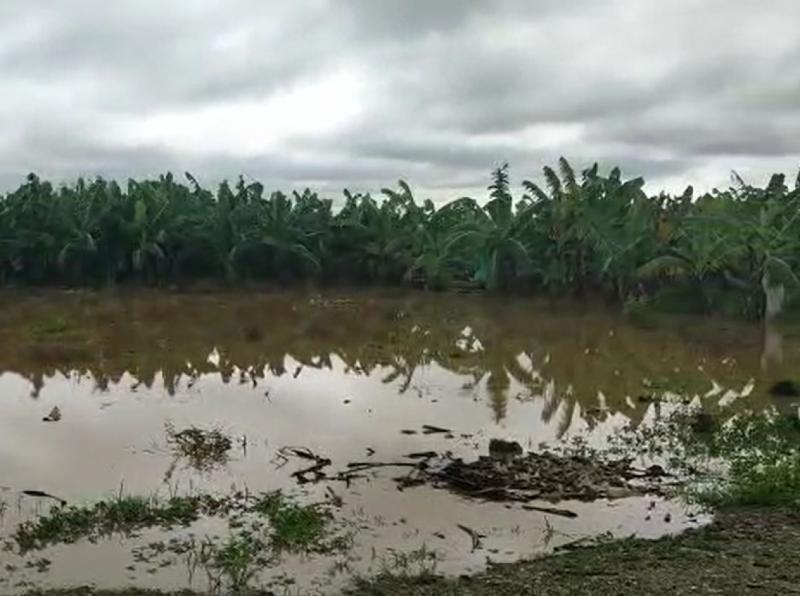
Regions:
[[165, 424, 233, 471], [377, 545, 440, 579], [29, 317, 73, 337], [12, 489, 348, 593], [13, 489, 341, 554], [346, 508, 800, 595], [251, 491, 334, 552], [696, 458, 800, 507], [183, 533, 273, 594], [685, 413, 800, 507], [599, 403, 800, 508], [13, 494, 222, 552]]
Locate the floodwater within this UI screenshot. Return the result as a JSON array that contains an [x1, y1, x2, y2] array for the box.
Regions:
[[0, 288, 795, 594]]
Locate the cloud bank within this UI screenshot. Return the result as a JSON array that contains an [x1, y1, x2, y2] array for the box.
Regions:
[[1, 0, 799, 198]]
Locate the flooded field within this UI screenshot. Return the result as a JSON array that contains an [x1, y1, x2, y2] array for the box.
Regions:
[[0, 288, 797, 594]]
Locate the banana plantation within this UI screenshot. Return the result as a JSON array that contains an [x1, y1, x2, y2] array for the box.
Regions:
[[2, 158, 799, 317]]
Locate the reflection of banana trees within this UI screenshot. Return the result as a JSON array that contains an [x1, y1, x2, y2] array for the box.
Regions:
[[2, 292, 773, 428]]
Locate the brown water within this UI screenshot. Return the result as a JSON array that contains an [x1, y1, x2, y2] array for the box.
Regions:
[[0, 288, 795, 594]]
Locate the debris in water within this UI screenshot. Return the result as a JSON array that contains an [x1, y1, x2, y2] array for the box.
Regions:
[[521, 504, 578, 519], [165, 424, 233, 471], [456, 523, 484, 551], [42, 406, 61, 422], [325, 486, 343, 507], [292, 457, 333, 484], [488, 438, 523, 458], [275, 446, 335, 484], [422, 424, 452, 435], [21, 490, 66, 507], [406, 451, 438, 459], [398, 448, 669, 503]]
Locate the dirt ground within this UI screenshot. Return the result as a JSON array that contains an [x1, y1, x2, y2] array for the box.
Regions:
[[348, 507, 800, 596]]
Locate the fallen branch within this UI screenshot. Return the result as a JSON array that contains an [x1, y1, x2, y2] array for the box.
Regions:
[[522, 504, 579, 519], [456, 523, 484, 551], [422, 424, 452, 434], [291, 458, 332, 484]]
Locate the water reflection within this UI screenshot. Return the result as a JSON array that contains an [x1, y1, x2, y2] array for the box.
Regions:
[[0, 289, 791, 431], [0, 290, 779, 593], [761, 322, 783, 371]]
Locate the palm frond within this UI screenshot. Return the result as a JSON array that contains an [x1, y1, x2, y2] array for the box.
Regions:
[[637, 255, 690, 279], [542, 166, 562, 199], [558, 157, 579, 196]]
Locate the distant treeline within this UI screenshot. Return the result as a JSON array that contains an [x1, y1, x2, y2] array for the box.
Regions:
[[1, 159, 799, 316]]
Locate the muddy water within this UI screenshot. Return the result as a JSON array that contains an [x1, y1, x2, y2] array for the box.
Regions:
[[0, 289, 795, 594]]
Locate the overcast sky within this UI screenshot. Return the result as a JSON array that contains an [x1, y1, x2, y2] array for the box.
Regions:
[[1, 0, 799, 199]]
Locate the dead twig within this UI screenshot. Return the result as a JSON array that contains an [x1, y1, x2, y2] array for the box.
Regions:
[[456, 524, 484, 551]]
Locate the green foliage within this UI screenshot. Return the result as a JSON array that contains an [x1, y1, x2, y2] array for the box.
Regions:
[[2, 161, 800, 316], [14, 495, 205, 552], [687, 413, 800, 507], [606, 405, 800, 508], [251, 491, 331, 552]]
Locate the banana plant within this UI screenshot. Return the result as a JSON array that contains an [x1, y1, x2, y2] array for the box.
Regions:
[[227, 187, 321, 279], [459, 164, 535, 290], [637, 198, 741, 309]]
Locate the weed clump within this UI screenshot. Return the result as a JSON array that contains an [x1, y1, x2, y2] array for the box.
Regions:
[[687, 413, 800, 507], [165, 424, 233, 471], [251, 492, 334, 552], [14, 495, 212, 552], [601, 403, 800, 509]]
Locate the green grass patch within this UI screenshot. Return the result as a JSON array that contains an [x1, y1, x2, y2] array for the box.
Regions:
[[14, 495, 217, 552], [603, 404, 800, 509], [685, 413, 800, 507], [251, 491, 333, 552]]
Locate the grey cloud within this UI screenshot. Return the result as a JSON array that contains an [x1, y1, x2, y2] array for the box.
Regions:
[[0, 0, 799, 196]]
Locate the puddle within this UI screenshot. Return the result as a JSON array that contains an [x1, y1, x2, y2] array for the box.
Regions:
[[0, 288, 795, 594]]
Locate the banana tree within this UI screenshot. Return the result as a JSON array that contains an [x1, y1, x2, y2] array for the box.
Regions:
[[332, 185, 418, 283], [637, 203, 741, 309], [725, 173, 800, 317], [459, 164, 535, 290], [228, 189, 321, 279]]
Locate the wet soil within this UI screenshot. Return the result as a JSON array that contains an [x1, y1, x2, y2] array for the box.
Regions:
[[350, 507, 800, 596]]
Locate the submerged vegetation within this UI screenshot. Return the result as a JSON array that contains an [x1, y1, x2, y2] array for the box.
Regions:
[[12, 490, 344, 592], [165, 424, 233, 472], [2, 160, 800, 317], [13, 491, 338, 555], [598, 403, 800, 508], [13, 495, 209, 552]]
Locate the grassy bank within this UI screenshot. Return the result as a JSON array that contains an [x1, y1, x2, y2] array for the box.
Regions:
[[348, 507, 800, 596]]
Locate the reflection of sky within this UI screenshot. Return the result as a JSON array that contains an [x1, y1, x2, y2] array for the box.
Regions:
[[0, 347, 765, 505], [0, 340, 739, 592]]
